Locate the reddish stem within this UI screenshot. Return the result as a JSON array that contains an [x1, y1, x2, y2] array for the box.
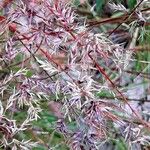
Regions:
[[88, 52, 150, 128]]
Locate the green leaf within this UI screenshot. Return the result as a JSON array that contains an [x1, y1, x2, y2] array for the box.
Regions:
[[33, 145, 46, 150], [116, 139, 127, 150], [15, 53, 23, 63], [96, 0, 105, 16], [73, 0, 80, 6], [97, 89, 114, 98], [127, 0, 136, 9], [25, 70, 33, 78]]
